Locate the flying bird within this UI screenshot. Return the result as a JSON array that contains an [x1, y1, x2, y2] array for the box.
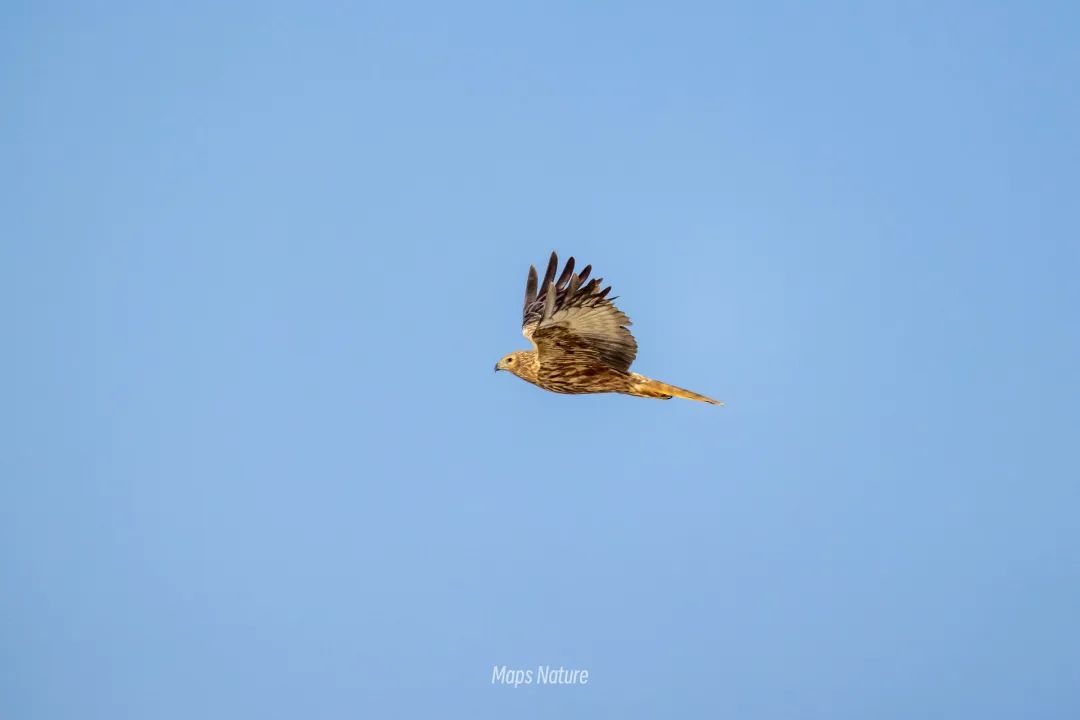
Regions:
[[495, 252, 721, 405]]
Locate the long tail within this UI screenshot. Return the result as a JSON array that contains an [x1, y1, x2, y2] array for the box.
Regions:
[[627, 373, 723, 405]]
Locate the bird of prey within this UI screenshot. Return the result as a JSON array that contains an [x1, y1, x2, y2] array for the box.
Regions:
[[495, 252, 721, 405]]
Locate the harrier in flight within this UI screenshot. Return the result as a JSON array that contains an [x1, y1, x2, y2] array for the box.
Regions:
[[495, 252, 721, 405]]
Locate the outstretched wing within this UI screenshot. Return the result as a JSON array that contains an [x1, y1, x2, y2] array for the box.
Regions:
[[521, 251, 638, 373]]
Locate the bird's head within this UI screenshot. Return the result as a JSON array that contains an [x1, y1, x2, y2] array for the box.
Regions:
[[494, 350, 538, 381]]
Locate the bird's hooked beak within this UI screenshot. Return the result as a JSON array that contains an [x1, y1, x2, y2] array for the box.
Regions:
[[493, 362, 500, 372]]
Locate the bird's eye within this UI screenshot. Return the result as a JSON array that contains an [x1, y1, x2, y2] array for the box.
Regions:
[[506, 357, 514, 363]]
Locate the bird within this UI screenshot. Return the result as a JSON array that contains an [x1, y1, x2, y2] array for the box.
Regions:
[[495, 251, 722, 405]]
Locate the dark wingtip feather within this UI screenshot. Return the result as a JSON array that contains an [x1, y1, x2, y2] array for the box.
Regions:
[[539, 252, 558, 295], [555, 257, 575, 289], [524, 265, 538, 309]]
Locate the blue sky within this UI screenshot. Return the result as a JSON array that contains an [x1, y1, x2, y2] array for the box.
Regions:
[[3, 1, 1079, 718]]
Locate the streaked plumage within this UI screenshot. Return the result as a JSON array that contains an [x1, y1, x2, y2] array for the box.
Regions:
[[495, 252, 721, 405]]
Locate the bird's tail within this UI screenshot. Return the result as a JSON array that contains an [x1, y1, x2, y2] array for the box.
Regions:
[[627, 373, 722, 405]]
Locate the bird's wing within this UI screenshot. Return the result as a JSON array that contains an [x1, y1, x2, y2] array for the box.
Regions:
[[521, 251, 638, 373]]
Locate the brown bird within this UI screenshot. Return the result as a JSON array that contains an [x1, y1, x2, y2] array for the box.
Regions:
[[495, 252, 722, 405]]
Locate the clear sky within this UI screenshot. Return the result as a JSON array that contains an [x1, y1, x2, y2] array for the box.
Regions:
[[3, 2, 1079, 718]]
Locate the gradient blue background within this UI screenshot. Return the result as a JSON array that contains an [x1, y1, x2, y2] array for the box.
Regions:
[[4, 2, 1079, 718]]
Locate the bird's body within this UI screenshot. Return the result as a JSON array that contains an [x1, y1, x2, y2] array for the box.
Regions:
[[495, 252, 721, 405]]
